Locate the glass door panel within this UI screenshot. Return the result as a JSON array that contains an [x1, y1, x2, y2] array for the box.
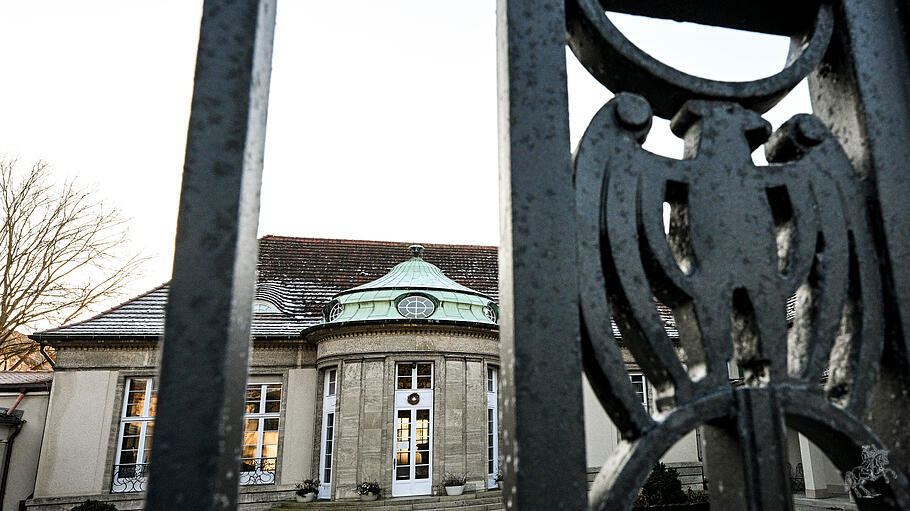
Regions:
[[395, 410, 411, 480], [414, 409, 430, 479], [393, 362, 433, 497]]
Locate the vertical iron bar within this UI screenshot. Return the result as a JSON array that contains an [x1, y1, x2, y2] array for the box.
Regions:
[[497, 0, 587, 509], [701, 419, 748, 510], [809, 0, 910, 477], [736, 389, 793, 511], [145, 1, 276, 510]]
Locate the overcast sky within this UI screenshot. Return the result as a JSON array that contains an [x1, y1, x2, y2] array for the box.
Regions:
[[0, 1, 811, 306]]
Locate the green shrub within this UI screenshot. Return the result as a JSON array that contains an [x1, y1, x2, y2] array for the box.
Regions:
[[636, 462, 687, 507], [71, 500, 117, 511]]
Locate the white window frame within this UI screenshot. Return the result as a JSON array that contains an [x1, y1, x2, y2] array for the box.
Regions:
[[112, 378, 156, 493], [253, 299, 279, 314], [396, 361, 434, 390], [240, 382, 282, 485], [629, 373, 648, 412], [486, 366, 499, 488], [319, 368, 338, 499], [392, 361, 434, 497]]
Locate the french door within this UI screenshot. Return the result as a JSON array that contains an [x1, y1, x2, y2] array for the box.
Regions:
[[392, 362, 433, 497]]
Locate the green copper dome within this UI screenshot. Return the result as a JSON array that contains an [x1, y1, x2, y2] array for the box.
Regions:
[[320, 245, 498, 326]]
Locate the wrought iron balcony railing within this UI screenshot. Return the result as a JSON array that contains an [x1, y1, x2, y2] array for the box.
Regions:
[[239, 457, 277, 486], [112, 458, 275, 493], [111, 463, 149, 493]]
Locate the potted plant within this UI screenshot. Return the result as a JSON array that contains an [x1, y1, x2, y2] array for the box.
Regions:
[[356, 480, 381, 501], [295, 478, 320, 503], [495, 469, 503, 490], [442, 472, 468, 496], [70, 501, 118, 511]]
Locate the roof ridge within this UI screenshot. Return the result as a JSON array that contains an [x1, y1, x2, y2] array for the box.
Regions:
[[259, 235, 498, 250]]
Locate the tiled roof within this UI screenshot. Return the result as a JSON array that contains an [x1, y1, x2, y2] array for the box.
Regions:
[[32, 236, 499, 342]]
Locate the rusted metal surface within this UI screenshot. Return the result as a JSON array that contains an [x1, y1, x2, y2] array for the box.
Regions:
[[145, 1, 276, 510]]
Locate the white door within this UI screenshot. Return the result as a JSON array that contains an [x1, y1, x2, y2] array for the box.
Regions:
[[486, 367, 499, 488], [392, 362, 433, 497], [318, 368, 338, 499]]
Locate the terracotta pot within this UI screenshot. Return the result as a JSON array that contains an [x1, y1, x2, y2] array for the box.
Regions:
[[445, 485, 465, 496], [360, 492, 379, 501]]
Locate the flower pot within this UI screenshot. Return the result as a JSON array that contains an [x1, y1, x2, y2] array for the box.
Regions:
[[445, 485, 465, 496], [360, 492, 379, 501], [496, 481, 503, 490]]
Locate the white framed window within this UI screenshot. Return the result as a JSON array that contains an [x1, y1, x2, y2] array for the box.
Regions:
[[112, 378, 156, 493], [486, 366, 499, 488], [253, 300, 279, 314], [319, 368, 338, 499], [326, 368, 337, 397], [241, 383, 282, 485], [629, 374, 648, 412], [112, 379, 282, 492], [396, 295, 436, 319], [396, 362, 433, 389]]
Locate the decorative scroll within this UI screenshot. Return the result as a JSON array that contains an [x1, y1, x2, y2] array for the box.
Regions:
[[111, 464, 149, 493], [239, 457, 277, 486], [567, 1, 910, 509]]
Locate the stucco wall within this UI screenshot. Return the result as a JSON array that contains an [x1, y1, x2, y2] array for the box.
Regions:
[[34, 370, 119, 497], [278, 368, 316, 485], [582, 373, 618, 468], [0, 391, 49, 511], [582, 373, 701, 469]]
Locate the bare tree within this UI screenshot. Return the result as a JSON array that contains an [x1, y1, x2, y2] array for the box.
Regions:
[[0, 158, 143, 368]]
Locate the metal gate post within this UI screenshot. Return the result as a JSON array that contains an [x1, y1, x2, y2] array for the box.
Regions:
[[145, 1, 276, 509], [809, 0, 910, 479], [496, 0, 588, 508]]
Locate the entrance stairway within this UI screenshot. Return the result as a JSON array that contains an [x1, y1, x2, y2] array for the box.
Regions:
[[271, 490, 502, 511]]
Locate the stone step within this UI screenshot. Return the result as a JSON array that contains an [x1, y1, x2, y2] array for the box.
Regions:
[[272, 490, 502, 511]]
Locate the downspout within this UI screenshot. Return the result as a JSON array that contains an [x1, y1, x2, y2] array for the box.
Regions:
[[37, 343, 55, 369], [0, 392, 27, 509]]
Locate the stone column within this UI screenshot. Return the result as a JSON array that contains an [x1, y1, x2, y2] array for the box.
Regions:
[[443, 358, 466, 476], [359, 359, 385, 481], [335, 361, 362, 499], [798, 433, 830, 498]]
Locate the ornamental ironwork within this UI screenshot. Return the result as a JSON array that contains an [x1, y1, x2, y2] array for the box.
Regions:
[[496, 0, 910, 509], [238, 457, 277, 486], [566, 1, 909, 507], [111, 463, 149, 493]]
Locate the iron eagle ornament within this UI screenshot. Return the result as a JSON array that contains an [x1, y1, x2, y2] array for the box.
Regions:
[[567, 1, 910, 509]]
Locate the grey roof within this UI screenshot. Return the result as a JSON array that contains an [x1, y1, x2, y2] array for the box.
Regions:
[[0, 371, 53, 385], [29, 236, 722, 346], [32, 237, 499, 343]]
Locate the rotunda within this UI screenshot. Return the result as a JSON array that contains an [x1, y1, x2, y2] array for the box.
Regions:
[[303, 245, 500, 500]]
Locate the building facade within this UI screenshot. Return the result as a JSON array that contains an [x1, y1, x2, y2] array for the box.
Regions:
[[7, 236, 843, 510]]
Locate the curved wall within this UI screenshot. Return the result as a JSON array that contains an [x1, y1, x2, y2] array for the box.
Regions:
[[309, 324, 500, 499]]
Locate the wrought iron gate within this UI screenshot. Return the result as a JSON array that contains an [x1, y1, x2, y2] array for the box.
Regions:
[[498, 0, 910, 510], [141, 1, 910, 510]]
